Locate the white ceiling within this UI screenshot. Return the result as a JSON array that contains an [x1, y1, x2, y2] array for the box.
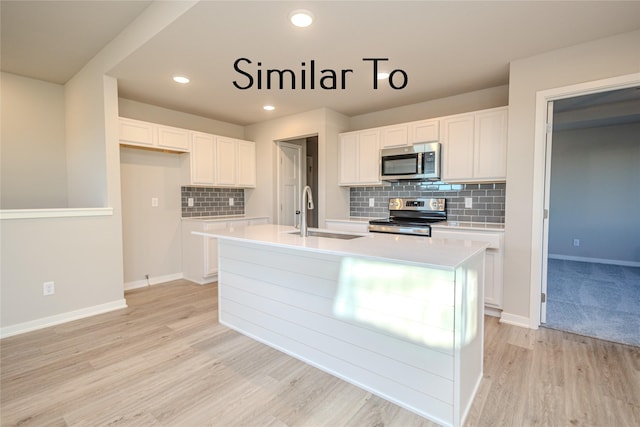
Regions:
[[3, 1, 640, 126]]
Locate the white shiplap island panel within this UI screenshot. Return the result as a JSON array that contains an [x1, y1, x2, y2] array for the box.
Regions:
[[196, 224, 486, 427]]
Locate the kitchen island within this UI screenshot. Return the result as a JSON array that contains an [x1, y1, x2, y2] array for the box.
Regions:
[[195, 224, 487, 427]]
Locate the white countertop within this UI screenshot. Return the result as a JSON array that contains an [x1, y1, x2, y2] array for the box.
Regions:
[[194, 223, 488, 270], [327, 217, 504, 232], [182, 215, 269, 222], [432, 221, 505, 231]]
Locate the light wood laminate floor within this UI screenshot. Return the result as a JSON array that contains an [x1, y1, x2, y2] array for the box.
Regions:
[[1, 280, 639, 426]]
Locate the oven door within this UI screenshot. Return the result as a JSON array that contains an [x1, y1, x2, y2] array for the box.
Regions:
[[380, 149, 422, 180]]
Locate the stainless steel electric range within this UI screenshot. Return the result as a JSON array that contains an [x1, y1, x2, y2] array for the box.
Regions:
[[368, 197, 446, 237]]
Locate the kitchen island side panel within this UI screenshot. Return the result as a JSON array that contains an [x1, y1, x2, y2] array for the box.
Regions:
[[217, 239, 483, 427]]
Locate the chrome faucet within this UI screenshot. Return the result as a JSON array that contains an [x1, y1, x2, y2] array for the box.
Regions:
[[300, 185, 314, 237]]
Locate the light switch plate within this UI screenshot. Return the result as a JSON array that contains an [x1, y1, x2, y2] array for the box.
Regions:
[[465, 197, 473, 208], [369, 198, 375, 207], [229, 198, 234, 206], [188, 197, 194, 207], [151, 197, 159, 207]]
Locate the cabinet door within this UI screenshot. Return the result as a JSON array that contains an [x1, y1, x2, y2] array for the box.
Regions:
[[484, 249, 503, 308], [358, 130, 381, 184], [119, 118, 155, 147], [157, 125, 189, 152], [203, 222, 227, 277], [339, 133, 359, 185], [380, 125, 408, 148], [190, 132, 215, 185], [442, 114, 474, 181], [409, 119, 439, 143], [215, 137, 237, 186], [474, 108, 508, 180], [236, 140, 256, 188]]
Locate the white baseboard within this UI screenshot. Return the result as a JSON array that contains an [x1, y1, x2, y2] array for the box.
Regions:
[[182, 273, 217, 286], [499, 312, 532, 329], [0, 299, 128, 339], [484, 306, 502, 318], [548, 254, 640, 267], [124, 273, 184, 291]]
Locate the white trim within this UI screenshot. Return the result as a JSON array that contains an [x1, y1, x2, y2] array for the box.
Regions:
[[499, 312, 532, 329], [124, 273, 185, 291], [0, 207, 113, 220], [530, 73, 640, 330], [548, 254, 640, 268], [484, 306, 502, 318], [0, 299, 127, 339]]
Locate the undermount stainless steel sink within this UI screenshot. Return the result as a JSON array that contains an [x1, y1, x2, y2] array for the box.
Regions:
[[287, 230, 364, 240]]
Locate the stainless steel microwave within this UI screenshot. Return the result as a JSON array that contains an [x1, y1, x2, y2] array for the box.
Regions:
[[380, 142, 441, 181]]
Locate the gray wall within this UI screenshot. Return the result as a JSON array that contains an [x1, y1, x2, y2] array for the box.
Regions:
[[504, 29, 640, 325], [120, 148, 184, 285], [1, 73, 68, 208], [548, 122, 640, 263]]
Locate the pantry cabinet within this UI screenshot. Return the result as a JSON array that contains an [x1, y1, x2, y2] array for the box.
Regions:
[[118, 117, 189, 152], [441, 107, 508, 182], [338, 129, 381, 186]]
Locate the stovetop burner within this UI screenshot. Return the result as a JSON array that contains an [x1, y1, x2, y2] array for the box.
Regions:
[[368, 198, 446, 237]]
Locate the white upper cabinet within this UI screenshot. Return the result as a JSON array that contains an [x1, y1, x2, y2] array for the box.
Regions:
[[119, 117, 154, 148], [190, 132, 216, 185], [380, 124, 408, 148], [119, 117, 256, 188], [215, 137, 237, 186], [156, 125, 189, 151], [442, 107, 508, 182], [214, 136, 256, 188], [408, 119, 439, 143], [236, 140, 257, 188], [118, 117, 189, 152], [474, 108, 508, 180], [442, 113, 475, 181], [339, 129, 381, 186]]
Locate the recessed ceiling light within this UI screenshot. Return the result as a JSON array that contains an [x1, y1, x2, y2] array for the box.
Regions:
[[289, 9, 314, 27], [263, 105, 275, 111], [173, 75, 190, 84], [377, 72, 390, 80]]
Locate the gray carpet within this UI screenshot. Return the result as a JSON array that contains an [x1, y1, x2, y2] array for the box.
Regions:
[[544, 258, 640, 347]]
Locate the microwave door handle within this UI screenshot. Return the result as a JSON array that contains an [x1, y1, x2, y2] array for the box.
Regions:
[[417, 153, 423, 174]]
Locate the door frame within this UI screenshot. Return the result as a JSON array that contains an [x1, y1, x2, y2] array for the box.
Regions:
[[276, 141, 303, 225], [529, 72, 640, 329]]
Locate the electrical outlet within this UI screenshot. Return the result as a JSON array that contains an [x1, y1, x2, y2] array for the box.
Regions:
[[465, 197, 473, 208], [369, 198, 375, 207], [229, 197, 234, 206], [151, 197, 159, 207], [573, 239, 580, 247], [43, 281, 55, 296], [187, 197, 194, 207]]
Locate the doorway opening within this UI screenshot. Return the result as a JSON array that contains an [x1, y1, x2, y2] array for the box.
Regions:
[[539, 85, 640, 346], [276, 135, 318, 227]]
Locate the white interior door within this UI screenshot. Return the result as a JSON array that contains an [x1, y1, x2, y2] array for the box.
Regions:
[[540, 101, 554, 324], [278, 142, 302, 226]]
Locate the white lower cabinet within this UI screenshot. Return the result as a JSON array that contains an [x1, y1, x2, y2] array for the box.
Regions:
[[431, 227, 504, 310], [182, 217, 269, 284]]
